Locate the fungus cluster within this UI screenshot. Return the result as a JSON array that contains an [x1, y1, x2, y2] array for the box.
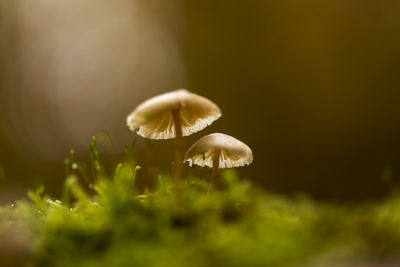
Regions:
[[127, 89, 253, 187]]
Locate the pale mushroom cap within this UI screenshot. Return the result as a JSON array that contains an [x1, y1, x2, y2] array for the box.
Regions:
[[126, 89, 222, 139], [184, 133, 253, 168]]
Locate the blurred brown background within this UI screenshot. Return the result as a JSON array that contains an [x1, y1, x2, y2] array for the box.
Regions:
[[1, 0, 400, 201]]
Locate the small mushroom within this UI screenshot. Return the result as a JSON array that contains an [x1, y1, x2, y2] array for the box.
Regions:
[[184, 133, 253, 187], [127, 89, 221, 184]]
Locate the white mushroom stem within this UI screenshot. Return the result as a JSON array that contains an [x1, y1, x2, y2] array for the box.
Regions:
[[172, 109, 184, 184], [211, 149, 221, 188]]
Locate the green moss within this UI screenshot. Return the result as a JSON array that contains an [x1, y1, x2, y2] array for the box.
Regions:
[[1, 147, 400, 266]]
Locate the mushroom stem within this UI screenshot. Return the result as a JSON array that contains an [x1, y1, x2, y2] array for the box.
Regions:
[[172, 109, 184, 185], [211, 150, 221, 188]]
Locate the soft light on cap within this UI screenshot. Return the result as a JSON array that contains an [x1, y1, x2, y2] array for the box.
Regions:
[[126, 89, 221, 139], [184, 133, 253, 168]]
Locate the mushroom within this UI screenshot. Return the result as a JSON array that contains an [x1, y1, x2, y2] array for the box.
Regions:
[[126, 89, 222, 184], [184, 133, 253, 187]]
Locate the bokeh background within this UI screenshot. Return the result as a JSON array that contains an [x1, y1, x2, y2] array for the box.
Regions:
[[1, 0, 400, 202]]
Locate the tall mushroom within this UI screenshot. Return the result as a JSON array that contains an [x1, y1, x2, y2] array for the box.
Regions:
[[126, 89, 221, 184], [184, 133, 253, 187]]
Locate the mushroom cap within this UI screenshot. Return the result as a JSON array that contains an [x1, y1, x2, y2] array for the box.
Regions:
[[184, 133, 253, 168], [127, 89, 222, 139]]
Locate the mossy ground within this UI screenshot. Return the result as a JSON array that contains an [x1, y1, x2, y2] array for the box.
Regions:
[[1, 140, 400, 267]]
